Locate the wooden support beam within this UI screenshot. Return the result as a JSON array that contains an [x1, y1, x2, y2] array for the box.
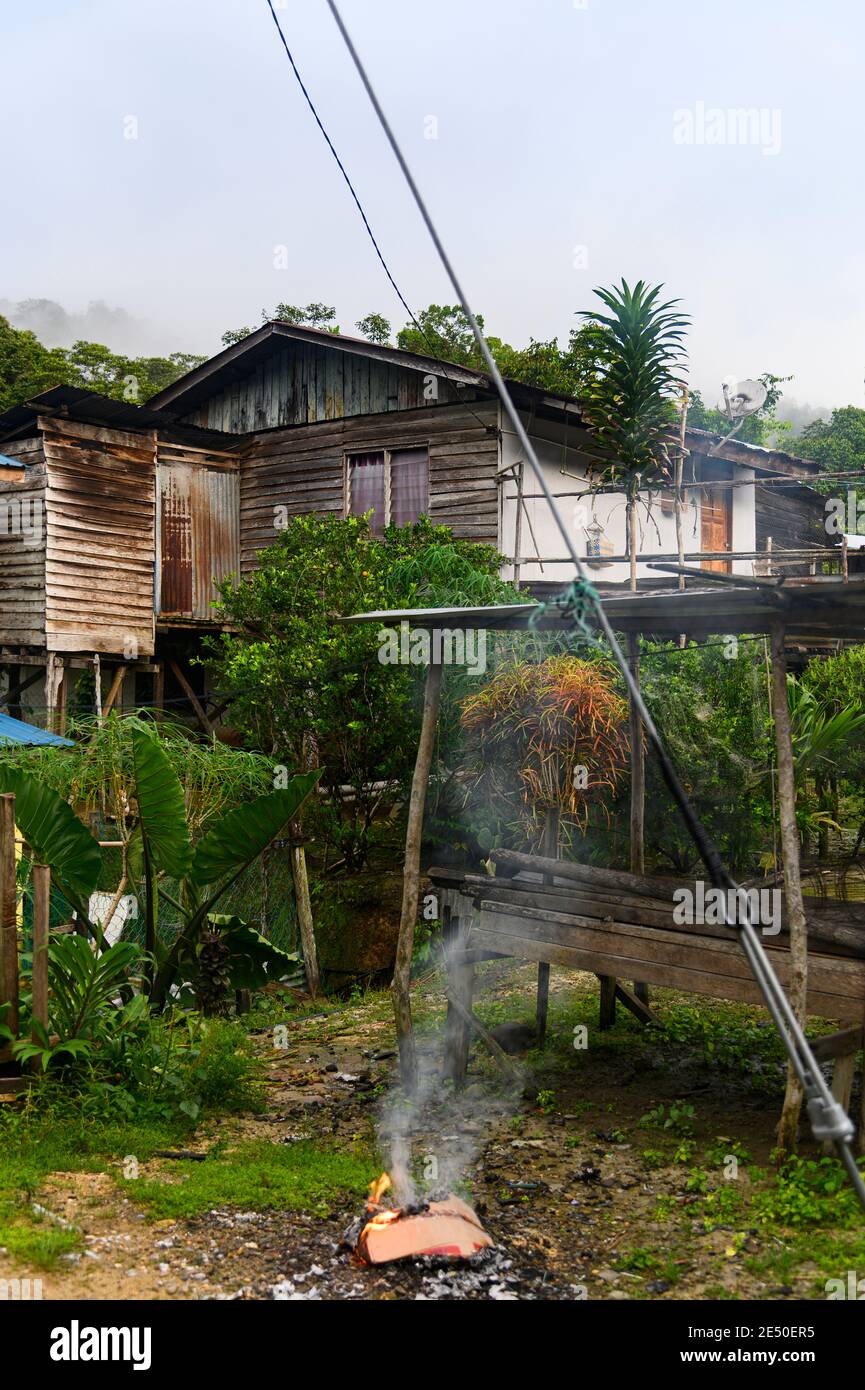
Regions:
[[290, 826, 320, 999], [627, 633, 649, 1008], [490, 848, 684, 900], [169, 660, 213, 735], [0, 667, 42, 712], [809, 1027, 863, 1062], [445, 930, 476, 1087], [614, 981, 658, 1026], [45, 653, 64, 735], [393, 660, 443, 1090], [102, 665, 126, 717], [93, 653, 102, 720], [771, 625, 810, 1153], [152, 663, 165, 719], [536, 810, 559, 1048], [443, 985, 522, 1086], [0, 794, 19, 1047], [823, 1053, 858, 1156], [598, 974, 617, 1030]]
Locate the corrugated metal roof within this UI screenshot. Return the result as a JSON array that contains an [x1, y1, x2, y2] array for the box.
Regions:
[[340, 579, 865, 640], [0, 386, 248, 452], [0, 712, 73, 748]]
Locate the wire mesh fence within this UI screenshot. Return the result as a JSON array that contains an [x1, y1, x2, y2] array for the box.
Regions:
[[17, 836, 301, 961]]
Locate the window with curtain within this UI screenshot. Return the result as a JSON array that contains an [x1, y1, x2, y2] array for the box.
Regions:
[[390, 448, 429, 527], [347, 452, 386, 534], [347, 447, 428, 532]]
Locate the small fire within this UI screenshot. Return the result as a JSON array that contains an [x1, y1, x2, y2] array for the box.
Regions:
[[354, 1172, 493, 1266], [367, 1171, 393, 1210]]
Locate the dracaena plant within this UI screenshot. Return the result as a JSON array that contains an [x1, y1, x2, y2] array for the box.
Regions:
[[579, 279, 689, 589], [130, 727, 321, 1007]]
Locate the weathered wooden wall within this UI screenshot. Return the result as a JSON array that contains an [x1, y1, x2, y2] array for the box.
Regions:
[[41, 417, 157, 656], [181, 341, 471, 433], [756, 483, 829, 571], [0, 437, 47, 647], [157, 441, 240, 620], [239, 401, 500, 572]]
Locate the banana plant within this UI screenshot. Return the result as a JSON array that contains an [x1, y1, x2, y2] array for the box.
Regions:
[[130, 727, 321, 1006], [0, 765, 101, 927]]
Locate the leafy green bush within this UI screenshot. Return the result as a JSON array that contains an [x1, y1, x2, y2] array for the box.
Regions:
[[755, 1156, 865, 1229]]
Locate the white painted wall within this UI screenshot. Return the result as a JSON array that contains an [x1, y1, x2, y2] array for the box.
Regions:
[[498, 408, 756, 584]]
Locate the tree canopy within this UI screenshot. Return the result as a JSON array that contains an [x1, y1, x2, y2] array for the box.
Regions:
[[0, 313, 205, 415]]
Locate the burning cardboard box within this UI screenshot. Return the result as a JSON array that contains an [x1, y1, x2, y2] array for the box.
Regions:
[[355, 1173, 493, 1265]]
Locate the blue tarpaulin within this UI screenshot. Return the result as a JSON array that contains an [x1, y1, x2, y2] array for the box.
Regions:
[[0, 712, 73, 748]]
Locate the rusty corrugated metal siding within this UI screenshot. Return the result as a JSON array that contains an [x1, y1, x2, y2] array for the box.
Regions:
[[157, 443, 239, 619], [0, 436, 47, 647], [41, 417, 156, 656]]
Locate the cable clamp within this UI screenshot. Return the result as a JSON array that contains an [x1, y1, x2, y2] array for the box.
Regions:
[[806, 1096, 855, 1144]]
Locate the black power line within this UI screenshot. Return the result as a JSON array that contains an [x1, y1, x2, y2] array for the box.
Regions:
[[262, 0, 493, 436]]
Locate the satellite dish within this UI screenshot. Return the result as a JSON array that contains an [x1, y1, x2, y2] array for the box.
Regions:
[[717, 376, 768, 419]]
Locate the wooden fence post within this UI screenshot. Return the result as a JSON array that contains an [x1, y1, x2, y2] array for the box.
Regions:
[[290, 823, 320, 999], [771, 625, 809, 1152], [31, 865, 50, 1053], [0, 794, 19, 1044], [536, 809, 559, 1046], [393, 658, 443, 1091], [628, 631, 650, 1007]]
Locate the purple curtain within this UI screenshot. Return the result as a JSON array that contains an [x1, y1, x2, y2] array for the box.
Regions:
[[390, 448, 429, 528], [349, 452, 385, 534]]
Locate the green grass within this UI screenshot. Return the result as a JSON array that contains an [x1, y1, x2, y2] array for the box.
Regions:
[[0, 1017, 268, 1272], [744, 1227, 865, 1294], [118, 1139, 373, 1220], [0, 1197, 81, 1270]]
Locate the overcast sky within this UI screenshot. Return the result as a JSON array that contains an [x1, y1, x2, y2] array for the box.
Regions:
[[2, 0, 862, 419]]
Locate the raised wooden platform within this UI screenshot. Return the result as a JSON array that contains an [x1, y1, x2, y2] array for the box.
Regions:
[[430, 859, 865, 1148]]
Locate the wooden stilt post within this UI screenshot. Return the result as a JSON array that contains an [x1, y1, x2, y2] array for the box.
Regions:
[[444, 896, 474, 1086], [393, 658, 443, 1090], [31, 865, 50, 1055], [102, 666, 126, 717], [0, 794, 19, 1047], [169, 659, 213, 735], [1, 666, 42, 716], [628, 630, 649, 1006], [536, 809, 559, 1047], [152, 662, 164, 719], [45, 654, 64, 735], [771, 624, 809, 1153], [289, 823, 320, 999], [93, 653, 103, 721], [513, 460, 524, 589]]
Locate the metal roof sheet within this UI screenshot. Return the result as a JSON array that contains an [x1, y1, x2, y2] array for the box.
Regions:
[[0, 712, 73, 748], [0, 386, 248, 452]]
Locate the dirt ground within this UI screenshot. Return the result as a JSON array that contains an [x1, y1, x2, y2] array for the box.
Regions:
[[2, 962, 861, 1301]]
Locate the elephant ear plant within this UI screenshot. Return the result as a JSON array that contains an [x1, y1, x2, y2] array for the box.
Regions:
[[130, 726, 321, 1008], [0, 765, 102, 929]]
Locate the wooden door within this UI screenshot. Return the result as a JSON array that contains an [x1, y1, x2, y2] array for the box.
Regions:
[[701, 477, 732, 572]]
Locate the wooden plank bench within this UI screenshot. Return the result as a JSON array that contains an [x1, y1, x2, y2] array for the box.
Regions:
[[429, 862, 865, 1150]]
